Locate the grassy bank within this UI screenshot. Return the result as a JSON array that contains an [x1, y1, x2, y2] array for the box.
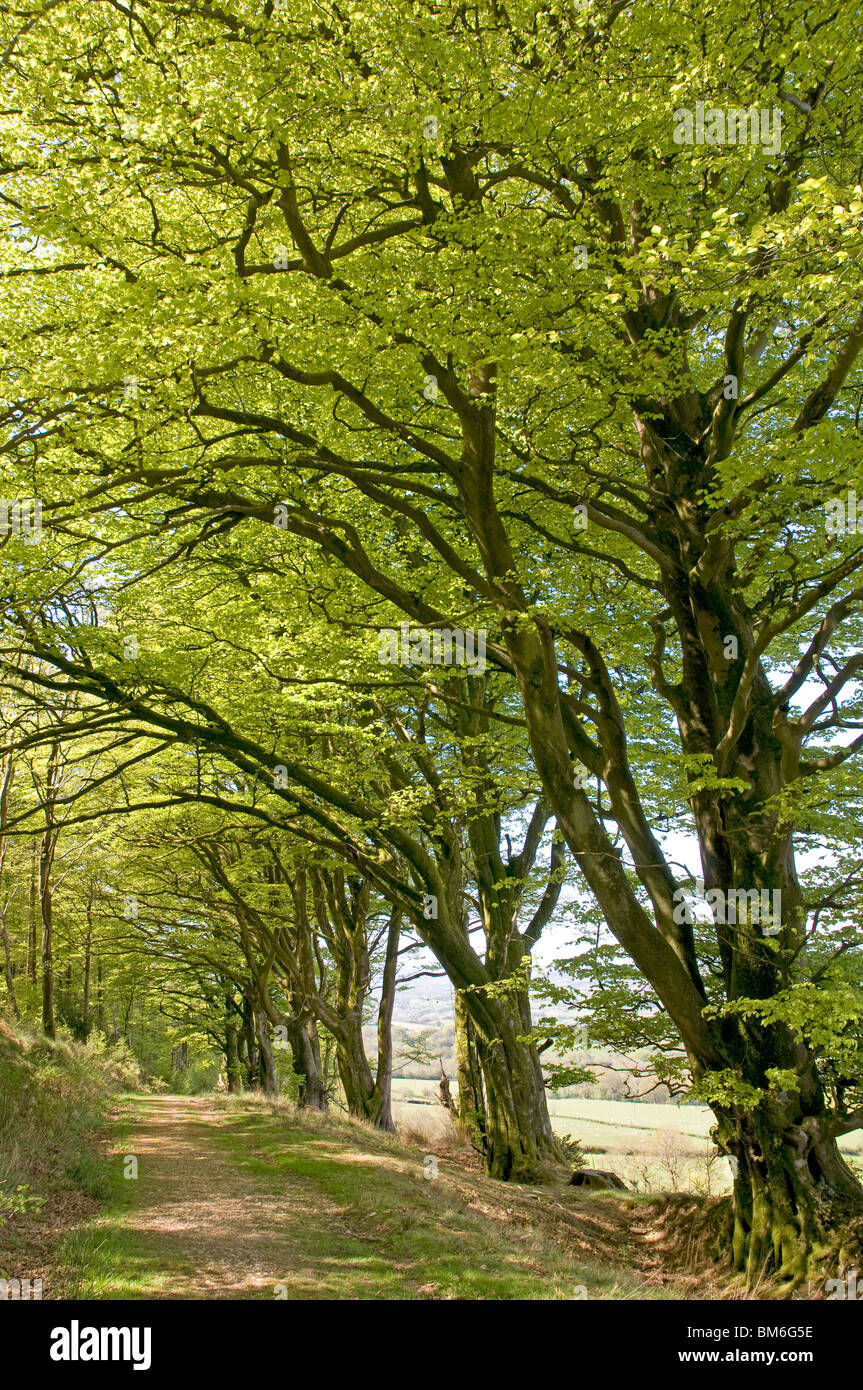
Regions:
[[0, 1018, 138, 1292]]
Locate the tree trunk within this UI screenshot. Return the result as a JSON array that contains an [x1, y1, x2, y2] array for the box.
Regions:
[[96, 958, 105, 1033], [702, 835, 863, 1280], [373, 911, 400, 1132], [0, 751, 19, 1020], [454, 991, 486, 1147], [225, 1008, 243, 1093], [238, 996, 258, 1085], [255, 1009, 279, 1096], [28, 839, 38, 985], [285, 1008, 327, 1110], [460, 986, 561, 1181], [82, 916, 92, 1038], [704, 1003, 863, 1288], [712, 1101, 863, 1286], [335, 1010, 393, 1129], [0, 919, 17, 1020], [38, 741, 61, 1041], [307, 869, 396, 1129], [39, 847, 55, 1039], [438, 1059, 456, 1114], [405, 829, 565, 1180]]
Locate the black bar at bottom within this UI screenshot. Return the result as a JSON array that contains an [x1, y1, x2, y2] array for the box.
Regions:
[[1, 1294, 854, 1379]]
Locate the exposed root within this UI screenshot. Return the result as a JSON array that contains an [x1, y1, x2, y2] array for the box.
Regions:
[[629, 1192, 863, 1299]]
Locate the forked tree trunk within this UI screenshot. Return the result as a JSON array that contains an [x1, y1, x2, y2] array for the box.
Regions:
[[285, 1009, 328, 1111], [462, 988, 562, 1181], [309, 874, 398, 1131], [413, 829, 564, 1181], [335, 1010, 394, 1131]]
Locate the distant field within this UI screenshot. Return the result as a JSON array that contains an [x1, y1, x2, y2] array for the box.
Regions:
[[391, 1079, 863, 1194]]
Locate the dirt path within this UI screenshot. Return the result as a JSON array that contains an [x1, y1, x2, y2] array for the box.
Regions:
[[102, 1095, 377, 1299]]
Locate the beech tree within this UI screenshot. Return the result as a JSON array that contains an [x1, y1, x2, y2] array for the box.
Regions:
[[1, 0, 862, 1281]]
